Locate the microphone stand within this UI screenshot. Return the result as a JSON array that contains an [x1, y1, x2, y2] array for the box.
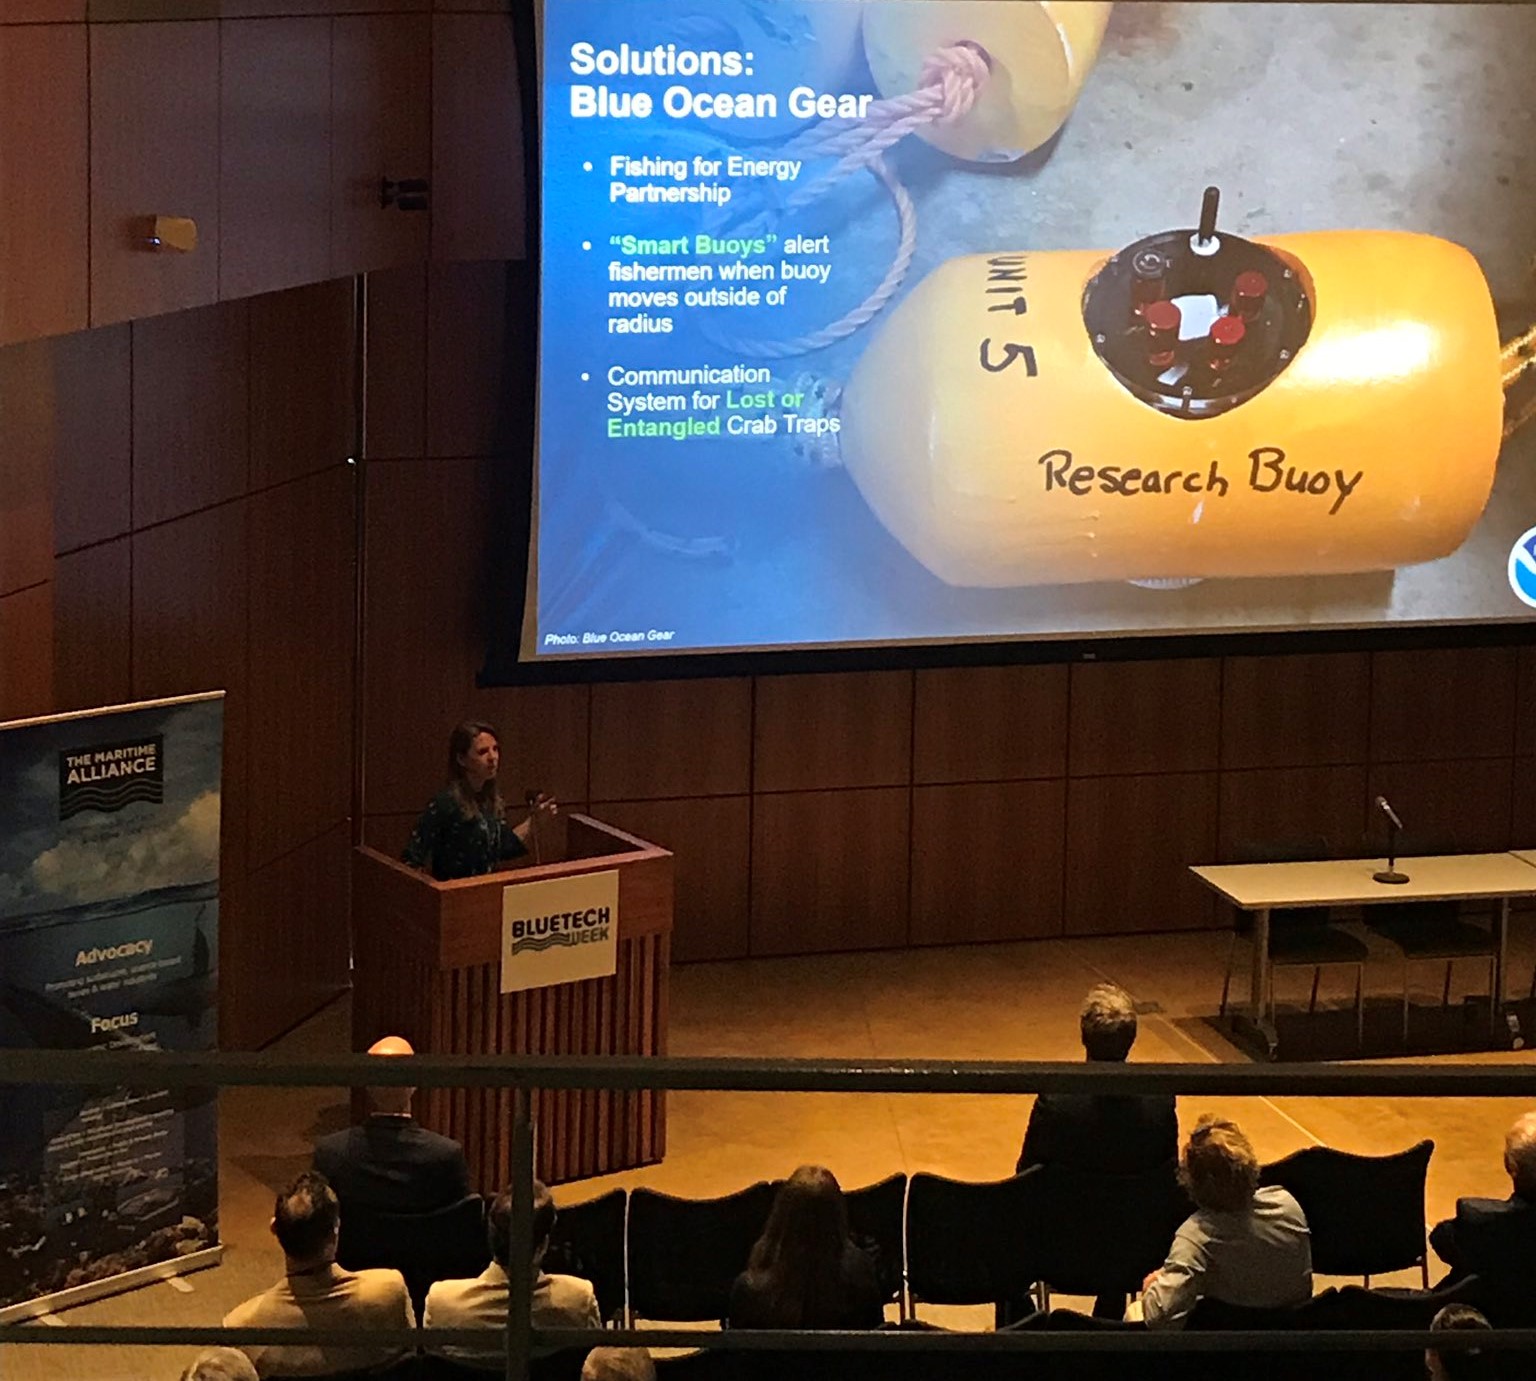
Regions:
[[1372, 816, 1409, 885]]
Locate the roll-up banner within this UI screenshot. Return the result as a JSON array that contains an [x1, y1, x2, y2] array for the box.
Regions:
[[0, 693, 224, 1320]]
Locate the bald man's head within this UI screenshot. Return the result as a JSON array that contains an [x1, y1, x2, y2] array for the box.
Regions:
[[365, 1035, 415, 1115], [1505, 1111, 1536, 1199]]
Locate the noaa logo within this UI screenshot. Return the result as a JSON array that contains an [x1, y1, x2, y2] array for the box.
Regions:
[[1512, 526, 1536, 609]]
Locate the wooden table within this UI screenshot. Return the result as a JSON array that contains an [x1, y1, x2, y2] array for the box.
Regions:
[[1191, 853, 1536, 1056]]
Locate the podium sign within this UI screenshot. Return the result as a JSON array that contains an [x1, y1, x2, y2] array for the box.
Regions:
[[500, 869, 619, 993]]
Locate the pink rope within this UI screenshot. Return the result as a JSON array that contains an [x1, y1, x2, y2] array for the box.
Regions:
[[703, 42, 990, 360]]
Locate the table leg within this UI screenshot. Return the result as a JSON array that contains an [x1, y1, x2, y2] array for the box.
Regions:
[[1252, 907, 1272, 1026]]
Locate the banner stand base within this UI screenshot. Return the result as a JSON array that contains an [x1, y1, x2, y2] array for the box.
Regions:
[[0, 1244, 224, 1324]]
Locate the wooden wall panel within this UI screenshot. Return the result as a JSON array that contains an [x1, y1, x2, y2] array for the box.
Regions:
[[753, 671, 913, 793], [332, 14, 431, 276], [1514, 758, 1535, 848], [132, 500, 249, 881], [911, 780, 1066, 945], [913, 664, 1068, 784], [425, 260, 511, 458], [220, 18, 332, 300], [224, 822, 351, 1050], [590, 677, 751, 802], [1366, 758, 1515, 855], [0, 24, 88, 343], [1220, 653, 1370, 769], [1217, 765, 1371, 862], [1, 0, 84, 22], [50, 326, 131, 554], [592, 796, 751, 963], [1064, 773, 1220, 935], [0, 338, 55, 595], [430, 14, 525, 262], [250, 280, 355, 489], [90, 22, 220, 325], [248, 467, 355, 869], [132, 300, 250, 528], [1370, 647, 1519, 762], [1069, 659, 1222, 776], [750, 787, 909, 956], [363, 266, 426, 458], [361, 457, 485, 811], [52, 538, 131, 713], [0, 581, 53, 720]]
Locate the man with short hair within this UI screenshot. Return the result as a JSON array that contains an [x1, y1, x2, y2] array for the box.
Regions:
[[1427, 1303, 1496, 1381], [583, 1347, 658, 1381], [313, 1034, 471, 1215], [222, 1171, 415, 1377], [1430, 1111, 1536, 1287], [424, 1180, 601, 1367], [1017, 983, 1179, 1174], [180, 1349, 259, 1381]]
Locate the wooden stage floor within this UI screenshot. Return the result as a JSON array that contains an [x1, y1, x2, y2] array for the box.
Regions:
[[7, 926, 1536, 1379]]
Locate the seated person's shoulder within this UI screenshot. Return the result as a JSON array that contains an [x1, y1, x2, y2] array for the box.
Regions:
[[1458, 1195, 1530, 1220], [544, 1271, 597, 1305], [349, 1266, 411, 1301]]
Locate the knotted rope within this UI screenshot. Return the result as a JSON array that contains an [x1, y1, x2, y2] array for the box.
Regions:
[[704, 42, 992, 359]]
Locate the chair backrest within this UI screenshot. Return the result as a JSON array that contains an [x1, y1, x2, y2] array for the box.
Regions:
[[335, 1193, 489, 1311], [1032, 1159, 1191, 1295], [627, 1181, 776, 1321], [845, 1173, 907, 1304], [543, 1187, 627, 1323], [904, 1168, 1046, 1306], [1259, 1140, 1432, 1276]]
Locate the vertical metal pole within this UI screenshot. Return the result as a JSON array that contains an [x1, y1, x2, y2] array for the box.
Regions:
[[350, 272, 369, 853], [507, 1088, 534, 1381]]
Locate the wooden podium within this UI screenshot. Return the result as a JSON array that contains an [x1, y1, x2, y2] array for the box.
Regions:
[[352, 814, 672, 1190]]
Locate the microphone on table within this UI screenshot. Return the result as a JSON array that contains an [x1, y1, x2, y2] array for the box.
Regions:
[[1372, 795, 1410, 885]]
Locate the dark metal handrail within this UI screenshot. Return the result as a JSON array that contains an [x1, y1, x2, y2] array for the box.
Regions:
[[4, 1049, 1536, 1095], [5, 1048, 1536, 1379]]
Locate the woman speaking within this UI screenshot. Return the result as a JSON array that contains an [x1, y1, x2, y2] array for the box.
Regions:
[[402, 720, 557, 881]]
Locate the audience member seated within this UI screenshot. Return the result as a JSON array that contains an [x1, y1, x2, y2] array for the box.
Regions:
[[223, 1171, 415, 1378], [1132, 1115, 1312, 1329], [313, 1034, 471, 1215], [182, 1348, 259, 1381], [582, 1347, 657, 1381], [1430, 1111, 1536, 1285], [1427, 1303, 1497, 1381], [1016, 983, 1179, 1176], [424, 1182, 601, 1368], [727, 1165, 884, 1330]]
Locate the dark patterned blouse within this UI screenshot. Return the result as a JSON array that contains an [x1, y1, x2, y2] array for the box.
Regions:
[[402, 789, 527, 881]]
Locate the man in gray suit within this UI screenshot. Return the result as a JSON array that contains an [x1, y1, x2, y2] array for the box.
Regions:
[[424, 1181, 601, 1367]]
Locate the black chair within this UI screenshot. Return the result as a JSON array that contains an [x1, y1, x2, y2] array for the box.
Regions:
[[1364, 899, 1499, 1044], [335, 1193, 489, 1315], [626, 1181, 776, 1322], [844, 1172, 908, 1309], [1032, 1158, 1191, 1308], [1220, 837, 1367, 1046], [904, 1167, 1047, 1319], [1299, 1279, 1485, 1381], [1260, 1140, 1434, 1285], [543, 1187, 626, 1323]]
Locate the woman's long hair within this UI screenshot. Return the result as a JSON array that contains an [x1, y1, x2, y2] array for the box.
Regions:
[[446, 720, 504, 821], [741, 1165, 855, 1327]]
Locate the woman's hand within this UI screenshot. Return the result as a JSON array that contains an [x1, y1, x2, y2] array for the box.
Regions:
[[529, 792, 559, 819]]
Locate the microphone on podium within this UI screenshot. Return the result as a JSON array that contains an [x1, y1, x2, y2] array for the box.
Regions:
[[1372, 795, 1410, 885], [525, 789, 543, 864]]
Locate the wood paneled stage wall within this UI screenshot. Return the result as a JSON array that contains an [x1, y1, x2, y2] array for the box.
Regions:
[[2, 11, 1533, 1051]]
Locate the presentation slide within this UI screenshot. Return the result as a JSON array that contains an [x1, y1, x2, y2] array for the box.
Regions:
[[528, 0, 1536, 660]]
